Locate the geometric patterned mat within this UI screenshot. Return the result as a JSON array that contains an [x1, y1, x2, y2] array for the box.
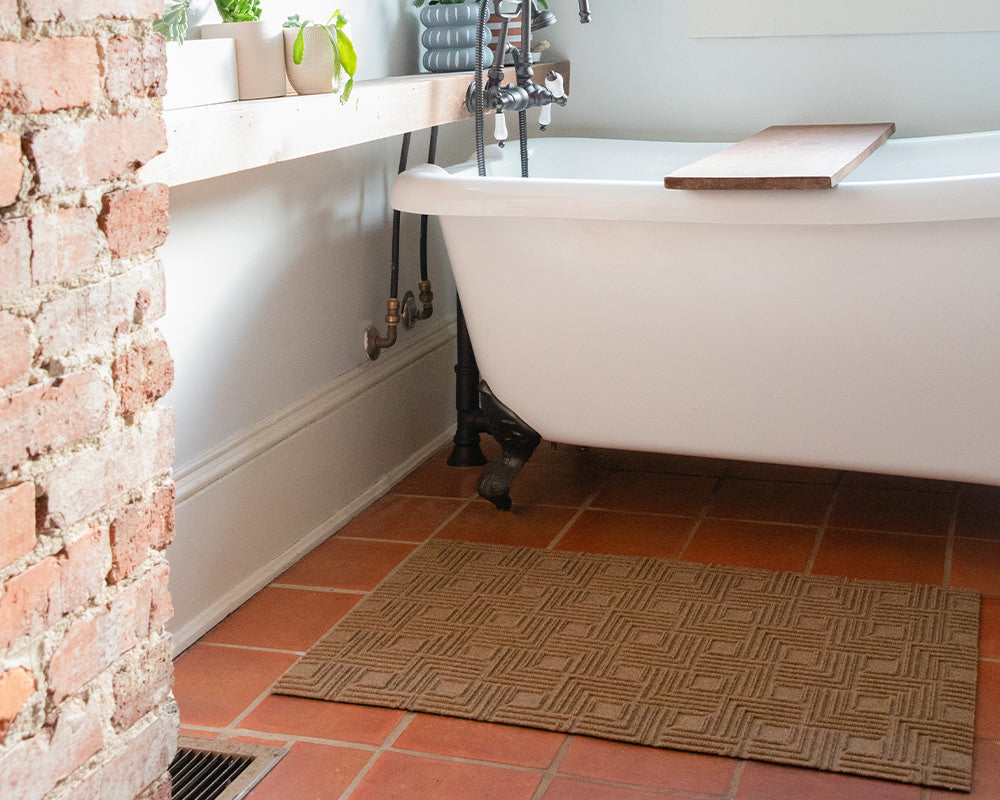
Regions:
[[272, 539, 980, 790]]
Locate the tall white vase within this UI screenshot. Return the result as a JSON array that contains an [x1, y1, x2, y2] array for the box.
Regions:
[[201, 20, 287, 100]]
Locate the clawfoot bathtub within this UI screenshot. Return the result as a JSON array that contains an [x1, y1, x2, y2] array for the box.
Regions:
[[392, 132, 1000, 508]]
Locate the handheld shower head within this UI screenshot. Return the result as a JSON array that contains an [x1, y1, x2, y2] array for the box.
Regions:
[[577, 0, 591, 23]]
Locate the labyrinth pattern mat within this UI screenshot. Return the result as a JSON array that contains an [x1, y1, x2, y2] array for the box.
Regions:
[[273, 539, 980, 790]]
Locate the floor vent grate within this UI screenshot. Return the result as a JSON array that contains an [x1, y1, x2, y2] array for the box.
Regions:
[[171, 737, 288, 800]]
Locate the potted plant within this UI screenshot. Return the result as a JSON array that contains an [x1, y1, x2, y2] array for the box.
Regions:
[[155, 0, 240, 109], [281, 12, 358, 99], [200, 0, 287, 100]]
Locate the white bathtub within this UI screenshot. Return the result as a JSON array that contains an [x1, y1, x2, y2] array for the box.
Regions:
[[392, 131, 1000, 485]]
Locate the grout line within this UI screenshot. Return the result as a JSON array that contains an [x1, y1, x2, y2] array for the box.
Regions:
[[546, 493, 597, 550], [804, 472, 843, 575], [725, 760, 746, 799], [339, 712, 417, 800], [676, 475, 726, 558], [942, 488, 959, 587], [267, 583, 367, 594], [194, 641, 306, 656], [528, 733, 575, 799]]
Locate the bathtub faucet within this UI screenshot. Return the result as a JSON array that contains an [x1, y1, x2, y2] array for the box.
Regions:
[[465, 1, 569, 143], [578, 0, 591, 23]]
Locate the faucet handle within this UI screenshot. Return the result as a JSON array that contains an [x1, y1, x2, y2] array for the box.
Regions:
[[544, 70, 565, 99], [494, 111, 508, 146]]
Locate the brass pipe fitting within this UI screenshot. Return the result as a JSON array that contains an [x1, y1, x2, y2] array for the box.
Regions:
[[417, 280, 434, 320], [363, 297, 401, 360]]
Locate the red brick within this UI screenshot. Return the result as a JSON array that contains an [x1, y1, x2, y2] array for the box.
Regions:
[[60, 526, 109, 610], [112, 336, 173, 418], [29, 113, 166, 193], [41, 405, 173, 529], [111, 634, 173, 730], [0, 556, 60, 650], [0, 132, 23, 207], [109, 483, 174, 582], [49, 560, 169, 702], [71, 709, 176, 800], [0, 311, 31, 388], [0, 692, 103, 798], [0, 38, 101, 114], [34, 258, 166, 362], [30, 207, 100, 285], [0, 666, 35, 744], [0, 483, 36, 570], [47, 612, 101, 703], [105, 35, 167, 100], [100, 184, 169, 258], [147, 561, 172, 630], [0, 218, 30, 295], [0, 371, 112, 473], [26, 0, 163, 22]]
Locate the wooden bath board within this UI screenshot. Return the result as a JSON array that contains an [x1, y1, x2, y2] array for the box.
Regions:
[[664, 122, 895, 190]]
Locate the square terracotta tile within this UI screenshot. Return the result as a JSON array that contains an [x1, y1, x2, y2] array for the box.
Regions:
[[391, 460, 482, 499], [980, 595, 1000, 660], [349, 751, 542, 800], [200, 587, 359, 651], [541, 777, 695, 799], [708, 478, 834, 526], [337, 495, 465, 542], [950, 538, 1000, 595], [828, 485, 955, 536], [955, 484, 1000, 540], [734, 760, 920, 800], [275, 536, 416, 591], [681, 518, 817, 573], [434, 501, 577, 548], [172, 644, 297, 727], [558, 737, 737, 796], [392, 714, 564, 768], [554, 509, 693, 559], [239, 695, 406, 746], [975, 660, 1000, 740], [591, 472, 717, 517], [810, 528, 947, 585], [501, 461, 607, 507], [244, 741, 372, 800]]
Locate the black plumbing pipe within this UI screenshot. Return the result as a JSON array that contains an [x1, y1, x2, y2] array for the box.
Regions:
[[419, 126, 438, 284], [389, 131, 412, 299]]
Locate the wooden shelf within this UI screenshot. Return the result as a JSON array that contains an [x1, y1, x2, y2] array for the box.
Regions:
[[141, 60, 570, 187]]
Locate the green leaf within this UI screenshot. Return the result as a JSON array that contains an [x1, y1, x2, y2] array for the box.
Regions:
[[340, 77, 353, 104], [335, 27, 357, 76], [292, 24, 305, 64]]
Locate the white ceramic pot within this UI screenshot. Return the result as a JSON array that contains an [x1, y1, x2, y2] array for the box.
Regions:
[[201, 20, 286, 100], [163, 38, 239, 109], [283, 26, 338, 95]]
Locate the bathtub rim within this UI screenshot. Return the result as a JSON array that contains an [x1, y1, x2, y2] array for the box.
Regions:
[[391, 132, 1000, 226]]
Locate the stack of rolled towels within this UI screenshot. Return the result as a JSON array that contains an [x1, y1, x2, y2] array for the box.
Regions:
[[420, 3, 517, 72]]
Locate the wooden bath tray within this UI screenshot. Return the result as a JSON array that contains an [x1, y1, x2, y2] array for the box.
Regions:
[[664, 122, 895, 190]]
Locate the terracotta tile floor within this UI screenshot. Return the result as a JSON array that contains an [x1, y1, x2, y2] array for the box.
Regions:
[[174, 441, 1000, 800]]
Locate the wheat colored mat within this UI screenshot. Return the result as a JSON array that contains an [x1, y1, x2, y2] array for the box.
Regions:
[[273, 539, 980, 790]]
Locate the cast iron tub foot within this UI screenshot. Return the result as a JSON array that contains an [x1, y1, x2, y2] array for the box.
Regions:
[[477, 381, 541, 511]]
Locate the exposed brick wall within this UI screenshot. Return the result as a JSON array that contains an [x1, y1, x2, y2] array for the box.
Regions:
[[0, 0, 177, 794]]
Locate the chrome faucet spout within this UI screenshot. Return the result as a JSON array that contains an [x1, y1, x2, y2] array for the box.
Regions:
[[578, 0, 591, 23]]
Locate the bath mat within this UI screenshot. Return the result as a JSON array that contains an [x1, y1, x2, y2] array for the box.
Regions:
[[273, 539, 980, 791]]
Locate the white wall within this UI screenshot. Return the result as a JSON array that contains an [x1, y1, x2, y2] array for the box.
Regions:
[[549, 0, 1000, 139], [164, 0, 1000, 649]]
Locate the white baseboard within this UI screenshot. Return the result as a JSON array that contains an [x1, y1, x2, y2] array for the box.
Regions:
[[168, 323, 457, 653]]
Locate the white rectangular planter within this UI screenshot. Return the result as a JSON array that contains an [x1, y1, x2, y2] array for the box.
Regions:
[[164, 39, 239, 110]]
